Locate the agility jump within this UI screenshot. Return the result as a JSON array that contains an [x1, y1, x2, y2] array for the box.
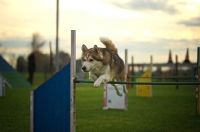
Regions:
[[30, 30, 200, 132]]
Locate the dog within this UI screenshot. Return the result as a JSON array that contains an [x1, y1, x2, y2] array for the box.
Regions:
[[81, 37, 128, 96]]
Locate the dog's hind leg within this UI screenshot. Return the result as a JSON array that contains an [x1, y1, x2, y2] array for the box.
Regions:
[[122, 85, 128, 94], [117, 78, 128, 95], [111, 84, 121, 96]]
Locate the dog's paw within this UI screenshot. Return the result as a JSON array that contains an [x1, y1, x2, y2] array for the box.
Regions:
[[94, 80, 102, 87], [116, 90, 121, 96]]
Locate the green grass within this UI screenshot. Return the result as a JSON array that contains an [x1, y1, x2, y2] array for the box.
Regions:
[[76, 84, 200, 132], [0, 73, 200, 132]]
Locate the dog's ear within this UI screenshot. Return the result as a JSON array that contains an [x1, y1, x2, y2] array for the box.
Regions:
[[93, 45, 100, 54], [82, 44, 88, 52]]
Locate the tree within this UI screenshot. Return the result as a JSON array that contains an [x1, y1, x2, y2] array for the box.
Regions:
[[59, 51, 70, 69], [31, 33, 45, 52], [0, 44, 16, 68], [16, 56, 26, 72], [28, 32, 45, 72]]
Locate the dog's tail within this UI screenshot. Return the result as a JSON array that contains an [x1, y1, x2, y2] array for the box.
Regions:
[[100, 37, 118, 54]]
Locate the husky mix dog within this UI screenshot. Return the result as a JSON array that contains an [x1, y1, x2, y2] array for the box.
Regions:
[[81, 37, 128, 96]]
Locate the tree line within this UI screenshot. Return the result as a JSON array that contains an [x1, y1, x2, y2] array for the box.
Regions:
[[0, 32, 85, 74], [16, 32, 71, 73], [0, 33, 70, 73]]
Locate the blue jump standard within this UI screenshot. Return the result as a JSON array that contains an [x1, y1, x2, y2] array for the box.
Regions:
[[0, 55, 32, 88], [33, 64, 70, 132]]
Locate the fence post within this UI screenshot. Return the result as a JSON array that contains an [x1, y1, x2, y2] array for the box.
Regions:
[[197, 47, 200, 114], [176, 55, 179, 89], [198, 66, 200, 114], [131, 56, 134, 88]]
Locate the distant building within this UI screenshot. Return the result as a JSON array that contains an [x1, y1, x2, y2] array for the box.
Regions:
[[167, 50, 173, 64], [183, 48, 191, 64]]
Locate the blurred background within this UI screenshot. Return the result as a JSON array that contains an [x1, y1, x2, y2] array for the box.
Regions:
[[1, 1, 200, 132], [0, 0, 200, 80]]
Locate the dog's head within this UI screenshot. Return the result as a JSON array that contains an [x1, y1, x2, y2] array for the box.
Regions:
[[81, 44, 103, 72]]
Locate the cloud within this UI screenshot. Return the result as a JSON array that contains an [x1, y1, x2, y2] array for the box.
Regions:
[[114, 37, 200, 49], [178, 16, 200, 27], [107, 37, 198, 63], [0, 1, 7, 6], [111, 0, 178, 14], [0, 37, 30, 48]]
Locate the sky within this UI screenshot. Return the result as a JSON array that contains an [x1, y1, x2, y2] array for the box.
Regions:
[[0, 0, 200, 64]]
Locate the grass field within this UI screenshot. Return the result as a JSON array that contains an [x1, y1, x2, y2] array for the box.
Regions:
[[0, 73, 200, 132]]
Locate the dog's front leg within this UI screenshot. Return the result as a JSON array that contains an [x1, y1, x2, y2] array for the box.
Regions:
[[89, 72, 98, 82], [94, 74, 110, 87]]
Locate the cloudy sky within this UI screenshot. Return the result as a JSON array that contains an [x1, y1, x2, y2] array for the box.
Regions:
[[0, 0, 200, 64]]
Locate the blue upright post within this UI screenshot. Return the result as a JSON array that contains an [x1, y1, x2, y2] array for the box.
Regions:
[[31, 64, 71, 132], [30, 30, 76, 132]]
